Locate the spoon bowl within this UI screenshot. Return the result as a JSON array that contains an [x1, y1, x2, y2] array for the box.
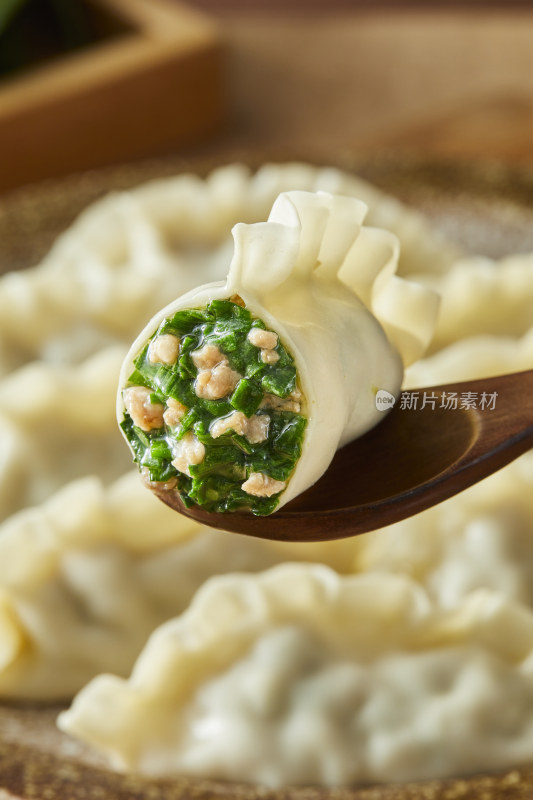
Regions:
[[154, 369, 533, 542]]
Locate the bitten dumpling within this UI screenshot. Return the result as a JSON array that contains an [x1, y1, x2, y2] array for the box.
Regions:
[[118, 191, 439, 516]]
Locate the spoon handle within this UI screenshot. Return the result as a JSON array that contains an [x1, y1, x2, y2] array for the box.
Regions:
[[282, 368, 533, 541], [444, 367, 533, 485]]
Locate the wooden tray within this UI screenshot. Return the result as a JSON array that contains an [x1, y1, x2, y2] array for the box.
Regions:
[[0, 0, 224, 194], [1, 153, 533, 800]]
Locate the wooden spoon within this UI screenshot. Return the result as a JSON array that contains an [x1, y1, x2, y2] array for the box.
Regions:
[[153, 369, 533, 542]]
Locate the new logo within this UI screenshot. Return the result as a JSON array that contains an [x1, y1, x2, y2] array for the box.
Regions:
[[375, 389, 396, 412]]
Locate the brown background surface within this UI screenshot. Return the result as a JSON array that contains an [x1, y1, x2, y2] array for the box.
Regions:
[[197, 3, 533, 163], [1, 1, 533, 193]]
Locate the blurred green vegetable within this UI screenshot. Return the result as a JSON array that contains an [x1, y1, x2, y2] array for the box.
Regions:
[[0, 0, 29, 36], [0, 0, 96, 78]]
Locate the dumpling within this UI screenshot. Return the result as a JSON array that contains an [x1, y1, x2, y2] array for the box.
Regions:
[[118, 190, 439, 516], [0, 470, 362, 700], [59, 562, 533, 786], [0, 473, 263, 699], [0, 472, 197, 699], [0, 163, 456, 376], [411, 251, 533, 354], [0, 347, 129, 521], [352, 450, 533, 610], [405, 327, 533, 387]]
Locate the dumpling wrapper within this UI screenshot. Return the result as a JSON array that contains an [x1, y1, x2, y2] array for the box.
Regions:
[[118, 190, 439, 511]]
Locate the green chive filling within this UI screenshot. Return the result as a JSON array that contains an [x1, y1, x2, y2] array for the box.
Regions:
[[121, 299, 307, 516]]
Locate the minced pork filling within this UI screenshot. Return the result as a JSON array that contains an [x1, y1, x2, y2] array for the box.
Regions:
[[121, 298, 306, 516]]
